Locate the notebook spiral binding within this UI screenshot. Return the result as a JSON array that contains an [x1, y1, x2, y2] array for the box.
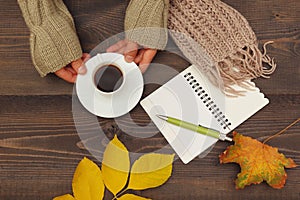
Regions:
[[184, 72, 232, 130]]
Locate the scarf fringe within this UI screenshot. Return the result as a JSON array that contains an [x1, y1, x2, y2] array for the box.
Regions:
[[217, 41, 277, 96]]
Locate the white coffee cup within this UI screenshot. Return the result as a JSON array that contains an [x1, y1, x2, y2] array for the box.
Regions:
[[76, 53, 144, 118]]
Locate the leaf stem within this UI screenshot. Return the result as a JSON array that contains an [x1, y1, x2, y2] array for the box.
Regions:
[[263, 117, 300, 144], [112, 188, 128, 200]]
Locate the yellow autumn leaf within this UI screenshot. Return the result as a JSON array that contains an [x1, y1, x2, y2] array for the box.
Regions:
[[53, 194, 75, 200], [102, 135, 130, 196], [118, 194, 151, 200], [72, 157, 105, 200], [127, 153, 174, 190]]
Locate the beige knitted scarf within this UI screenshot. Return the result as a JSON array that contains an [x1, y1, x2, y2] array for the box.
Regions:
[[168, 0, 276, 95]]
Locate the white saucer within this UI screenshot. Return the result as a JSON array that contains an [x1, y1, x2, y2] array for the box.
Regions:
[[76, 53, 144, 118]]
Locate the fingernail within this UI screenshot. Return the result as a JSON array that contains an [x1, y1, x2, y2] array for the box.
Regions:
[[125, 55, 134, 62], [78, 66, 87, 74]]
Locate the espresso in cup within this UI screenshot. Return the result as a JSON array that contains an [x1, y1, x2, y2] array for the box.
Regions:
[[94, 64, 123, 93]]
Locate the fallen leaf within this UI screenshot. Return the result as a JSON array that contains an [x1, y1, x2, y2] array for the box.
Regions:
[[53, 136, 175, 200], [102, 135, 130, 196], [118, 194, 151, 200], [128, 153, 174, 190], [219, 131, 297, 189], [72, 157, 105, 200], [53, 194, 76, 200]]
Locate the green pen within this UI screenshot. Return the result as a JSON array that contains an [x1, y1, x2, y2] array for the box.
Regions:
[[156, 115, 232, 142]]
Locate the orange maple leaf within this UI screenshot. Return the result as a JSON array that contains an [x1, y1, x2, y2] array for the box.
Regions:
[[219, 131, 297, 189]]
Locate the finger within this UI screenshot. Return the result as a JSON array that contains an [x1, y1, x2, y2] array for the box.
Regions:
[[139, 49, 157, 73], [80, 53, 91, 71], [55, 68, 77, 83], [77, 53, 90, 75], [71, 58, 86, 75], [116, 47, 126, 55], [106, 40, 127, 52], [71, 58, 83, 72], [124, 41, 139, 62], [65, 66, 77, 75], [82, 53, 91, 62], [134, 49, 146, 64]]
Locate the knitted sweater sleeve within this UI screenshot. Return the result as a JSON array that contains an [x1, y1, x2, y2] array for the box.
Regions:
[[18, 0, 82, 77], [124, 0, 169, 50]]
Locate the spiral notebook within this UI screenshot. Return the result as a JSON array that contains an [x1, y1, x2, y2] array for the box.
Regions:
[[140, 65, 269, 164]]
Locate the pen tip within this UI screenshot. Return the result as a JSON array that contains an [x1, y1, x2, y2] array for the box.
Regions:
[[156, 114, 162, 118], [156, 115, 168, 121]]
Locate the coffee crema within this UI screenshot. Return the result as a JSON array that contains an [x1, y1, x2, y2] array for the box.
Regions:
[[94, 64, 123, 93]]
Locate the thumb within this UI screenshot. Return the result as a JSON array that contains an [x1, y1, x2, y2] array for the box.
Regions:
[[124, 41, 139, 63]]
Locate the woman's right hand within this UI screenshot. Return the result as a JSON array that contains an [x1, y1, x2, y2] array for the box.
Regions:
[[107, 40, 157, 73]]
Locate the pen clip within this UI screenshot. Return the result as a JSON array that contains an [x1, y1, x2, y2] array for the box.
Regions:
[[198, 123, 232, 142], [198, 122, 232, 132]]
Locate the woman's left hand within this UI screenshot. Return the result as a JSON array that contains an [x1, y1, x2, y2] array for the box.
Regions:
[[54, 53, 90, 83]]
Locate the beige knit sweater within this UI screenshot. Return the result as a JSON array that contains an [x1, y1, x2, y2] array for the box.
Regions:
[[125, 0, 169, 50], [18, 0, 82, 77]]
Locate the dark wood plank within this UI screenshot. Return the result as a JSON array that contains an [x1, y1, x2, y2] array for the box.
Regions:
[[0, 0, 299, 199], [0, 95, 299, 199]]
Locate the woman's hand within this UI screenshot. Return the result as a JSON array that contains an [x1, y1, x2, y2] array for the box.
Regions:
[[54, 53, 90, 83], [107, 40, 157, 73], [54, 39, 157, 83]]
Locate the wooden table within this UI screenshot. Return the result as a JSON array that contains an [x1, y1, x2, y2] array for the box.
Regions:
[[0, 0, 299, 199]]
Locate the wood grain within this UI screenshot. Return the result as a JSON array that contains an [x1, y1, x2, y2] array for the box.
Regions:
[[0, 0, 299, 199], [0, 95, 299, 199]]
